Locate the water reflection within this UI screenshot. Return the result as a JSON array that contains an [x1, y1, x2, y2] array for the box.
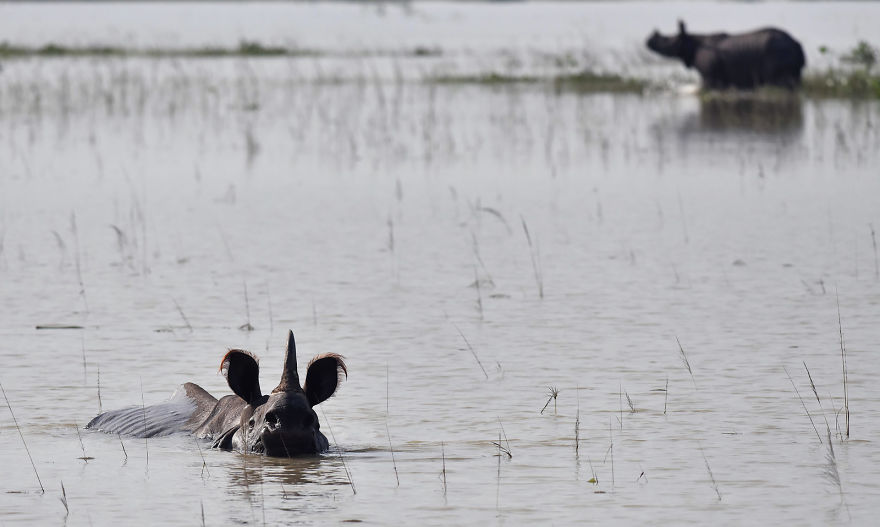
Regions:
[[697, 93, 804, 134], [224, 453, 351, 492]]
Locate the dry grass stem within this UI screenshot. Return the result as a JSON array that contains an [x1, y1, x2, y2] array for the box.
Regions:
[[871, 223, 878, 281], [97, 365, 102, 414], [479, 206, 512, 234], [609, 420, 615, 490], [498, 418, 512, 458], [473, 265, 483, 320], [386, 364, 400, 487], [387, 215, 395, 253], [823, 428, 849, 515], [240, 280, 254, 331], [140, 378, 149, 470], [588, 456, 599, 485], [520, 216, 544, 299], [496, 433, 502, 511], [319, 407, 356, 495], [784, 366, 823, 444], [541, 386, 559, 415], [575, 387, 580, 456], [195, 438, 211, 479], [118, 433, 128, 465], [81, 334, 87, 382], [60, 481, 69, 516], [701, 447, 722, 501], [676, 336, 697, 388], [0, 381, 44, 493], [470, 232, 495, 288], [172, 298, 193, 332], [836, 292, 850, 439], [71, 212, 89, 314], [803, 362, 832, 434], [663, 376, 669, 415], [453, 324, 488, 380], [441, 441, 448, 497], [74, 421, 94, 462], [492, 433, 512, 459]]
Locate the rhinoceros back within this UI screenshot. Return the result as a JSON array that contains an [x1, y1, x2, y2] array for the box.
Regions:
[[87, 383, 216, 438]]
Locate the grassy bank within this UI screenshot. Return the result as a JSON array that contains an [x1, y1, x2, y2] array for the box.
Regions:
[[433, 70, 880, 100], [3, 40, 880, 100], [0, 41, 442, 59], [803, 69, 880, 99], [430, 71, 649, 94]]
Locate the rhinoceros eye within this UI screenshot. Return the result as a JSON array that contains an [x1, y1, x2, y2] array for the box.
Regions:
[[248, 418, 255, 429]]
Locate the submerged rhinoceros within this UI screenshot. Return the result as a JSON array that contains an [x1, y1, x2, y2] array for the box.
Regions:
[[646, 21, 806, 90], [86, 331, 346, 456]]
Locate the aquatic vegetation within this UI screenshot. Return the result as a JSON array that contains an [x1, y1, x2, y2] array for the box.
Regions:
[[804, 40, 880, 98], [551, 71, 649, 93], [841, 40, 877, 72], [1, 5, 879, 521], [430, 71, 649, 94], [803, 69, 880, 99], [0, 40, 318, 59], [0, 40, 443, 60], [2, 37, 879, 100]]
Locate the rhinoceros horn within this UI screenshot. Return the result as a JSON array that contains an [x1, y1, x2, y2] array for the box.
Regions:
[[273, 330, 302, 393]]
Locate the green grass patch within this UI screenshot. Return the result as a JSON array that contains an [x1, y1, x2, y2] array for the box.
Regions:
[[430, 73, 542, 85], [0, 40, 318, 59], [552, 71, 648, 94], [429, 71, 648, 93], [803, 69, 880, 99], [0, 41, 441, 60], [805, 40, 880, 99]]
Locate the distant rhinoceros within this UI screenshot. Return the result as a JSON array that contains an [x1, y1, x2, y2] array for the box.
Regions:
[[87, 330, 346, 457], [646, 21, 806, 90]]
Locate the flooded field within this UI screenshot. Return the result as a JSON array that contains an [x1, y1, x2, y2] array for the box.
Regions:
[[1, 2, 880, 525]]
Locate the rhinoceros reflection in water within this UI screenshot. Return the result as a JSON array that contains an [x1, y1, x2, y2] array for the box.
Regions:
[[87, 330, 346, 457]]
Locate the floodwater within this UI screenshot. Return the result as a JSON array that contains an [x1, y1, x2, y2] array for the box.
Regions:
[[1, 2, 879, 526]]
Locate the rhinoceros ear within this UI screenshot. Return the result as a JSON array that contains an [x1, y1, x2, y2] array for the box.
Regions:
[[678, 20, 687, 36], [303, 353, 347, 407], [220, 350, 262, 404]]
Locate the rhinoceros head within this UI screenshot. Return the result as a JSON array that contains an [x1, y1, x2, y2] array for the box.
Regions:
[[220, 330, 346, 456], [646, 20, 696, 67]]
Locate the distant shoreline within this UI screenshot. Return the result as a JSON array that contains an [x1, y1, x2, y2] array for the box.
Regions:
[[2, 41, 877, 99]]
